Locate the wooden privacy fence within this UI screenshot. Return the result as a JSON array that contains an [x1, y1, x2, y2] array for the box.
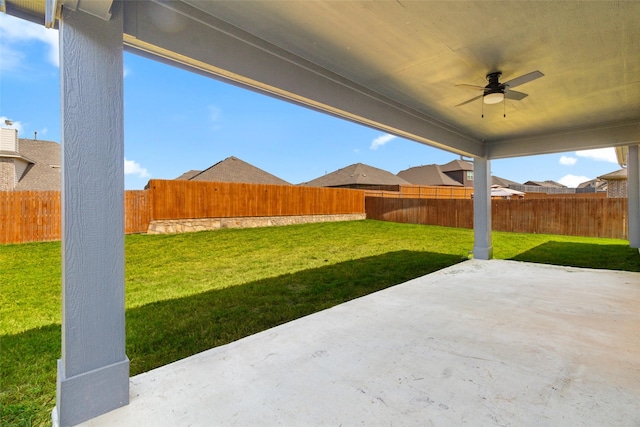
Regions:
[[366, 197, 629, 240], [1, 182, 365, 244], [147, 180, 364, 220], [522, 192, 607, 199], [1, 190, 150, 244], [364, 185, 473, 199], [1, 187, 630, 244], [125, 191, 150, 234], [0, 191, 61, 244], [492, 198, 627, 239]]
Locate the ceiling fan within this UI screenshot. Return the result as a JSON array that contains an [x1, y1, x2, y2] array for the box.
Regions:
[[455, 70, 544, 107]]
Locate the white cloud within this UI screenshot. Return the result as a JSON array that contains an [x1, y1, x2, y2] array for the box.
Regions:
[[124, 158, 150, 178], [0, 14, 59, 70], [208, 105, 222, 122], [370, 133, 397, 150], [208, 105, 223, 130], [558, 174, 591, 188], [575, 148, 618, 163], [0, 116, 24, 135], [559, 155, 577, 166]]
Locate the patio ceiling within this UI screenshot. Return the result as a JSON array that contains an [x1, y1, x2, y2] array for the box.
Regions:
[[5, 0, 640, 159]]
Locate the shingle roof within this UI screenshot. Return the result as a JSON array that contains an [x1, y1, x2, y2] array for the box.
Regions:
[[301, 163, 410, 187], [598, 168, 627, 180], [175, 170, 202, 180], [186, 156, 290, 185], [12, 139, 61, 191], [397, 164, 463, 186], [440, 159, 473, 172], [577, 178, 606, 189], [524, 180, 567, 188], [492, 175, 521, 187]]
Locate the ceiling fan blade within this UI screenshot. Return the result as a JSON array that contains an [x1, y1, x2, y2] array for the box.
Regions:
[[503, 70, 544, 88], [455, 84, 485, 91], [455, 95, 483, 107], [504, 90, 528, 101]]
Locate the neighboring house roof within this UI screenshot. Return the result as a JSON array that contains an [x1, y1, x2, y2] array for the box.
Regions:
[[301, 163, 410, 187], [577, 178, 607, 189], [175, 170, 202, 180], [598, 168, 627, 180], [492, 175, 521, 187], [440, 159, 473, 172], [397, 164, 464, 186], [182, 156, 290, 185], [2, 139, 61, 191], [524, 180, 567, 188]]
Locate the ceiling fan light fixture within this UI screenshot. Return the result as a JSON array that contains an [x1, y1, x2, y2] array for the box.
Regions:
[[484, 92, 504, 104]]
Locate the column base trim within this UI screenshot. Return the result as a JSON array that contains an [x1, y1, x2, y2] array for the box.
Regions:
[[473, 246, 494, 260], [53, 357, 129, 427]]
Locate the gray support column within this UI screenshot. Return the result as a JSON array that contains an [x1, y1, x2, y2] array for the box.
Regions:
[[473, 157, 493, 260], [53, 3, 129, 427], [628, 144, 640, 249]]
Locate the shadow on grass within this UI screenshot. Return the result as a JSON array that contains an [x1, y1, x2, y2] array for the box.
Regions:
[[510, 241, 640, 272], [1, 250, 464, 427]]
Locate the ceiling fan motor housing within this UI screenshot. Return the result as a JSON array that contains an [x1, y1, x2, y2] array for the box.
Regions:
[[485, 72, 504, 95]]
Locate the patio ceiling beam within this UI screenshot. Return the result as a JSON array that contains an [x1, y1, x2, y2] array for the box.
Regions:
[[121, 0, 483, 158], [485, 120, 640, 159]]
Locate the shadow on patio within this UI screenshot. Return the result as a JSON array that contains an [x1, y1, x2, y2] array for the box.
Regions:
[[2, 250, 464, 426], [125, 250, 465, 374], [510, 241, 640, 272], [80, 259, 640, 426]]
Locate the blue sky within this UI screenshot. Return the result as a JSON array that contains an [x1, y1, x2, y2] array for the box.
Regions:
[[0, 13, 621, 190]]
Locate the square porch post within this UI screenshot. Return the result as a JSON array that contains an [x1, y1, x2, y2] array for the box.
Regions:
[[628, 144, 640, 249], [473, 157, 493, 260], [53, 3, 129, 426]]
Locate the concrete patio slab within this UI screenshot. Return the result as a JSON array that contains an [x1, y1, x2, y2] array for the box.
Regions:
[[80, 260, 640, 426]]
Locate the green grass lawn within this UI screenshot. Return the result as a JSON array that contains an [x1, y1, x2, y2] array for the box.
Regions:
[[1, 220, 638, 426]]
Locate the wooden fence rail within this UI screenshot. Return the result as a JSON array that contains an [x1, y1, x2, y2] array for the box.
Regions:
[[365, 197, 629, 240]]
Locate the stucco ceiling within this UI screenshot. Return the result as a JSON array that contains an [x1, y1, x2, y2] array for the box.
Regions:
[[5, 0, 640, 159]]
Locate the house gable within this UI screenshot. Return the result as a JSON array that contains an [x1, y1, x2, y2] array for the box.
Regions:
[[397, 164, 464, 187], [302, 163, 410, 188], [179, 156, 290, 185], [0, 134, 60, 191], [440, 159, 474, 187]]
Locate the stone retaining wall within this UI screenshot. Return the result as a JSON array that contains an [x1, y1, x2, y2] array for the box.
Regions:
[[147, 214, 366, 234]]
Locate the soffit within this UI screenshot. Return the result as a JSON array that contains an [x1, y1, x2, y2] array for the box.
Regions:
[[185, 1, 639, 143]]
